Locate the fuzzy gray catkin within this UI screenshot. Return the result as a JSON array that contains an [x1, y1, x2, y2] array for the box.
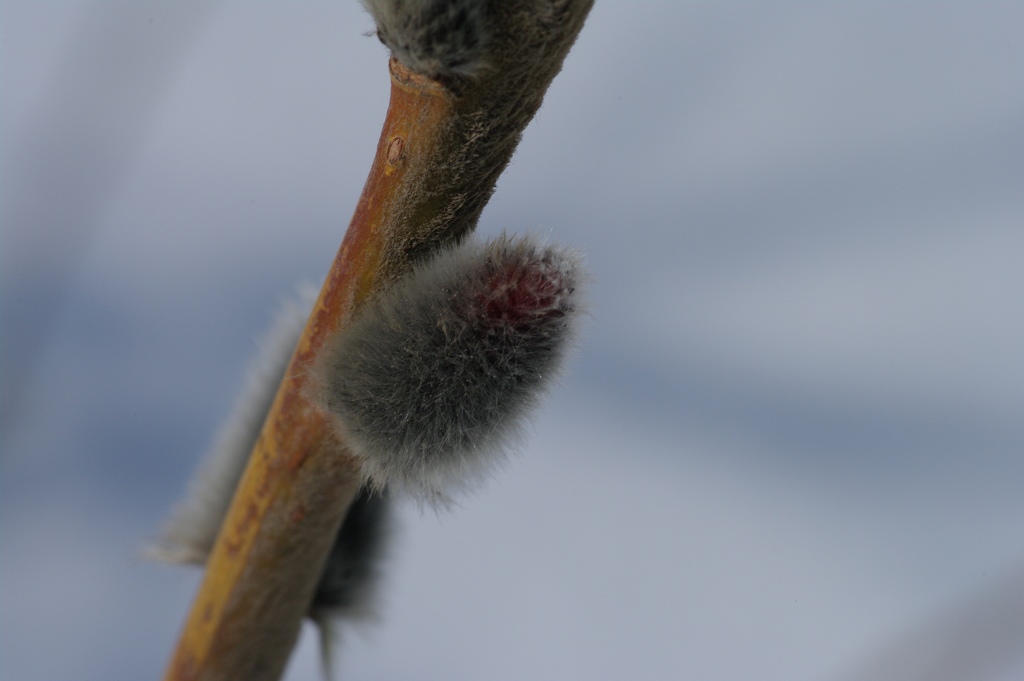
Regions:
[[148, 287, 392, 671], [360, 0, 490, 79], [149, 287, 318, 565], [311, 234, 585, 504], [309, 485, 392, 676]]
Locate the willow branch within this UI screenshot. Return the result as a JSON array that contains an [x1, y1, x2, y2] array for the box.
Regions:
[[162, 3, 592, 679]]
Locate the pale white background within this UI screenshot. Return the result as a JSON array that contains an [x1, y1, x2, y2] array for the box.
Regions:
[[3, 2, 1024, 680]]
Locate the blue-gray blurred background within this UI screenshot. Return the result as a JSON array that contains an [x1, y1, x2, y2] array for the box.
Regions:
[[3, 2, 1023, 680]]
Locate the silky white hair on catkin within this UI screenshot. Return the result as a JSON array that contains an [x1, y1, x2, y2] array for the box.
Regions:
[[360, 0, 490, 79], [148, 285, 318, 565], [311, 233, 585, 505]]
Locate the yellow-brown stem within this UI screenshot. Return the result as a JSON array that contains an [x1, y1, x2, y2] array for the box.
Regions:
[[163, 2, 592, 677], [162, 64, 456, 681]]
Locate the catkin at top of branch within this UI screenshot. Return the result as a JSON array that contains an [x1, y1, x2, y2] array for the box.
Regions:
[[361, 0, 491, 80]]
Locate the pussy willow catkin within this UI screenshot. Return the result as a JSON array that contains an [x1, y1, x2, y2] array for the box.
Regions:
[[150, 288, 392, 670], [312, 234, 585, 504], [361, 0, 491, 79]]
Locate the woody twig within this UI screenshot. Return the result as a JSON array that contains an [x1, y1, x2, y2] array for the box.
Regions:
[[161, 2, 593, 679]]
